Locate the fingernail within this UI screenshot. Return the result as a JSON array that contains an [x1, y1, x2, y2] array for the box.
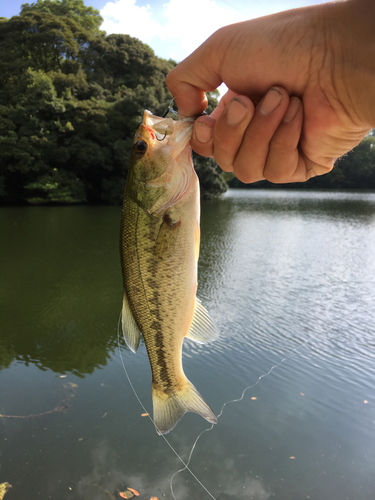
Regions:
[[259, 87, 283, 116], [283, 97, 301, 123], [195, 122, 212, 144], [227, 98, 248, 125]]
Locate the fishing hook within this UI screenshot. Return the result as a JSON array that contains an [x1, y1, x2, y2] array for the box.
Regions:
[[156, 130, 167, 141], [162, 98, 207, 120]]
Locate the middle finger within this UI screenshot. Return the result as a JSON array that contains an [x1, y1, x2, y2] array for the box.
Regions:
[[232, 87, 290, 183], [212, 95, 255, 172]]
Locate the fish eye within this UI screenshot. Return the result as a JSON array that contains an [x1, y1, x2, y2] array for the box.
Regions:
[[134, 140, 148, 156]]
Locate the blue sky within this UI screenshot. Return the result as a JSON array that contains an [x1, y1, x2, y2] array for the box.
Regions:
[[0, 0, 325, 62]]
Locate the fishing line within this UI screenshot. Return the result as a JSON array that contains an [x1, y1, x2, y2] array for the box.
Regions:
[[117, 307, 315, 500], [169, 332, 316, 496], [162, 97, 188, 119], [116, 314, 218, 500], [118, 291, 373, 499], [169, 293, 375, 495], [162, 96, 207, 120]]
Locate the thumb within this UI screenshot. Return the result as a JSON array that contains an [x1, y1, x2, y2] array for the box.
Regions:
[[166, 38, 223, 116]]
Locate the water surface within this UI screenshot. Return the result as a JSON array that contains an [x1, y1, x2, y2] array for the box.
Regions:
[[1, 189, 375, 500]]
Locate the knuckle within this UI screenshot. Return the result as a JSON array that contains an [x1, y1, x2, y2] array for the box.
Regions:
[[315, 162, 334, 175], [215, 151, 234, 172], [305, 157, 335, 179], [270, 136, 289, 151], [217, 161, 233, 173], [213, 139, 238, 171], [234, 164, 261, 184], [265, 164, 291, 183], [264, 156, 297, 183], [165, 69, 177, 92], [214, 140, 235, 158]]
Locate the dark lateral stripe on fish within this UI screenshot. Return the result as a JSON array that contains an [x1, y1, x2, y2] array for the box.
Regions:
[[154, 336, 174, 390], [148, 348, 173, 390], [120, 110, 218, 434], [141, 313, 174, 390]]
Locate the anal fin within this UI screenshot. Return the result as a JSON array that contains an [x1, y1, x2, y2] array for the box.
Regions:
[[185, 298, 219, 343], [121, 291, 141, 353]]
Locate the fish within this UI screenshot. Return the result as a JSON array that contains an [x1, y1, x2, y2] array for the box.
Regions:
[[0, 483, 12, 500], [120, 110, 218, 434]]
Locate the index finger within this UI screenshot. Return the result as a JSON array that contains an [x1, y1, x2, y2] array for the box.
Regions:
[[166, 35, 223, 116], [210, 90, 241, 120]]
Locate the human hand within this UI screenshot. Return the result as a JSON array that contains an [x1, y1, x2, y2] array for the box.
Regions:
[[191, 87, 305, 183], [166, 0, 375, 184]]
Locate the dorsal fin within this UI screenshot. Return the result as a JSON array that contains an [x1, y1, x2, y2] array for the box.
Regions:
[[185, 298, 219, 343], [121, 291, 141, 353]]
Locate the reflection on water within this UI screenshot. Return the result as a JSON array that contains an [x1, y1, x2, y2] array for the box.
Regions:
[[1, 190, 375, 500], [0, 206, 123, 374]]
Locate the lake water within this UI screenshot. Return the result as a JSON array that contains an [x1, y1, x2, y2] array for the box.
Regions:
[[1, 189, 375, 500]]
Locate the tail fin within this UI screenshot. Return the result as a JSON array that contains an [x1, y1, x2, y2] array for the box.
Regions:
[[152, 379, 217, 435]]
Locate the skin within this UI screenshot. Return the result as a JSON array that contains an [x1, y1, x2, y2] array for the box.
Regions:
[[166, 0, 375, 184]]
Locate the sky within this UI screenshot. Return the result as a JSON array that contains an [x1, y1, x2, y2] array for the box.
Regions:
[[1, 0, 327, 63]]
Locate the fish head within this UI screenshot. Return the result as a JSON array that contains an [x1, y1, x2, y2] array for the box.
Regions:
[[127, 110, 197, 214]]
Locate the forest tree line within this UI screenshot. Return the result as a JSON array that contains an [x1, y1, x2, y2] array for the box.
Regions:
[[0, 0, 374, 206], [0, 0, 226, 205]]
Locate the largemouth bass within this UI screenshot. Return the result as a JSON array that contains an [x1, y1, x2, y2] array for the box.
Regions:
[[120, 110, 218, 434]]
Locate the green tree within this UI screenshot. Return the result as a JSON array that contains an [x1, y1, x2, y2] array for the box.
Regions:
[[0, 68, 81, 204], [336, 137, 375, 188], [0, 1, 224, 205], [0, 12, 92, 98], [194, 154, 227, 199], [20, 0, 103, 34]]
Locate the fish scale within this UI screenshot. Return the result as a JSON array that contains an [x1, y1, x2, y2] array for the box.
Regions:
[[120, 110, 219, 434]]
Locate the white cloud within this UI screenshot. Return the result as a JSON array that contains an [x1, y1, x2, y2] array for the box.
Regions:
[[100, 0, 246, 61], [99, 0, 325, 62], [100, 0, 164, 43], [162, 0, 246, 57]]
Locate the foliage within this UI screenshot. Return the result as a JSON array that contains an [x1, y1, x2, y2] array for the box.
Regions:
[[0, 0, 226, 205], [1, 0, 374, 204], [314, 137, 375, 189], [20, 0, 104, 34], [194, 154, 228, 199]]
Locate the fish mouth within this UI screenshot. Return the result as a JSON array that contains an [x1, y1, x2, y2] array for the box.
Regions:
[[143, 110, 194, 158], [143, 110, 175, 141], [138, 111, 197, 215]]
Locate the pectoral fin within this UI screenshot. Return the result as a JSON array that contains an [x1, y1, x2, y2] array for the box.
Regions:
[[185, 298, 219, 343], [121, 291, 141, 353], [154, 212, 180, 256]]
